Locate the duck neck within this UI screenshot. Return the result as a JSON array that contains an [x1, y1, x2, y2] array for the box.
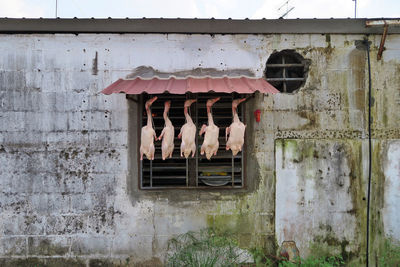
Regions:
[[207, 106, 214, 125], [146, 107, 152, 126], [184, 106, 193, 124], [232, 106, 240, 123]]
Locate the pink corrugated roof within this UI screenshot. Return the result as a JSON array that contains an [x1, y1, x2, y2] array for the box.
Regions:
[[101, 77, 279, 95]]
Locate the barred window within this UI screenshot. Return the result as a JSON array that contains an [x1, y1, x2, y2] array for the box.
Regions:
[[265, 50, 309, 93], [139, 93, 245, 189]]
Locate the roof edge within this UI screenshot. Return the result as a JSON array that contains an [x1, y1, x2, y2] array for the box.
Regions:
[[1, 18, 400, 34]]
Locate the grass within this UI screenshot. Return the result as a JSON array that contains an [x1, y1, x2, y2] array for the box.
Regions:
[[166, 229, 400, 267], [248, 247, 344, 267], [166, 228, 245, 267], [378, 238, 400, 267]]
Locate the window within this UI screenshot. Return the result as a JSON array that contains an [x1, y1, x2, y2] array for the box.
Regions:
[[139, 93, 245, 189], [265, 50, 309, 93]]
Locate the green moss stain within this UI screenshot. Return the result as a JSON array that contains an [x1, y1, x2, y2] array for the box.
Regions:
[[325, 34, 331, 46], [0, 258, 86, 267], [282, 139, 301, 163], [369, 141, 387, 266], [310, 232, 351, 261], [27, 238, 70, 256], [206, 162, 277, 254], [346, 140, 368, 265]]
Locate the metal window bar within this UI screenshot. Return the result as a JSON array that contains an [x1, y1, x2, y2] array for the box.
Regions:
[[231, 94, 235, 187], [139, 94, 143, 188], [195, 94, 199, 187], [140, 93, 244, 189], [265, 57, 306, 93], [282, 57, 287, 93]]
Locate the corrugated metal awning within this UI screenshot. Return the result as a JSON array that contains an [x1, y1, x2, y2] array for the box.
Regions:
[[101, 76, 279, 95]]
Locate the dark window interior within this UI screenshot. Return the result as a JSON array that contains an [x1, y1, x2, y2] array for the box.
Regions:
[[139, 93, 245, 189], [265, 50, 308, 93]]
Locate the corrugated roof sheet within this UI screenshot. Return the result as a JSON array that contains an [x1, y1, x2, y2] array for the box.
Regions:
[[101, 77, 279, 95]]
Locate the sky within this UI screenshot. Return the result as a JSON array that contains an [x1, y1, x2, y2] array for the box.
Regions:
[[0, 0, 399, 19]]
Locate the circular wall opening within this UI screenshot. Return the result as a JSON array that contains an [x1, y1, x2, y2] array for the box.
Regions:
[[265, 50, 309, 93]]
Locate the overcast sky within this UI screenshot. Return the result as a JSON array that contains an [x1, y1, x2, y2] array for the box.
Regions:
[[0, 0, 398, 19]]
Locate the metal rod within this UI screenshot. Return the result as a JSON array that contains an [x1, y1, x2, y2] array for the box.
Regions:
[[266, 78, 305, 81], [266, 63, 304, 67], [139, 96, 143, 188], [241, 102, 245, 187], [55, 0, 58, 18], [282, 57, 287, 93], [280, 6, 295, 19], [186, 158, 188, 186], [377, 24, 389, 60], [354, 0, 357, 18], [195, 94, 199, 187], [231, 94, 235, 187], [231, 155, 235, 187], [150, 157, 153, 187]]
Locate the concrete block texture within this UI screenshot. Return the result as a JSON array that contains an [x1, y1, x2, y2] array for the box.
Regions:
[[0, 32, 399, 266]]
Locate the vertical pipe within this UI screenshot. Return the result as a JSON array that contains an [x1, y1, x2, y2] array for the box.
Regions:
[[186, 158, 188, 186], [241, 102, 245, 187], [365, 38, 372, 267], [354, 0, 357, 18], [195, 94, 199, 187], [150, 156, 153, 187], [56, 0, 58, 17], [282, 56, 287, 93], [139, 96, 143, 188], [231, 94, 234, 186], [231, 154, 234, 186]]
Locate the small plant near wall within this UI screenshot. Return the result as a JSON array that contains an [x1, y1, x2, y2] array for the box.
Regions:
[[165, 229, 400, 266], [166, 228, 351, 267], [248, 248, 343, 267], [378, 239, 400, 266], [166, 228, 246, 267]]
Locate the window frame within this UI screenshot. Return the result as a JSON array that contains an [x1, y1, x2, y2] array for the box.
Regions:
[[265, 50, 307, 93], [136, 93, 247, 190]]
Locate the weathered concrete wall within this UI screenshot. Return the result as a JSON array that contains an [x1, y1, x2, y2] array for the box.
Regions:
[[0, 32, 399, 266], [276, 139, 368, 264]]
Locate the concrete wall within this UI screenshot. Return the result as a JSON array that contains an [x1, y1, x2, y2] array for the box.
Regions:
[[0, 32, 399, 266]]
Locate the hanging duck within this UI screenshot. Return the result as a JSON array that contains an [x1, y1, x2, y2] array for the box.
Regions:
[[199, 97, 220, 160], [178, 99, 197, 158], [140, 96, 157, 160]]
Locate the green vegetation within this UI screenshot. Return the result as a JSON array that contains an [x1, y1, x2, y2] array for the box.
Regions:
[[166, 228, 244, 267], [248, 247, 343, 267], [166, 229, 344, 267], [166, 229, 400, 267], [378, 239, 400, 267]]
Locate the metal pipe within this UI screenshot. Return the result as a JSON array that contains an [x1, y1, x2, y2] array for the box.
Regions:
[[353, 0, 357, 18], [365, 38, 372, 267], [366, 19, 400, 27], [55, 0, 58, 18], [266, 78, 305, 81], [266, 63, 304, 67], [377, 24, 389, 60], [282, 57, 287, 93]]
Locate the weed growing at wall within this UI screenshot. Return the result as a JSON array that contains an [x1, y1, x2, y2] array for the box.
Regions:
[[249, 247, 344, 267], [166, 229, 346, 267], [166, 228, 245, 267], [378, 239, 400, 266]]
